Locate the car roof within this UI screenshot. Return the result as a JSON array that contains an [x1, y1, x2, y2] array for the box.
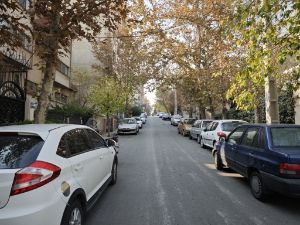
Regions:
[[0, 124, 80, 140], [239, 124, 300, 128], [212, 120, 247, 123]]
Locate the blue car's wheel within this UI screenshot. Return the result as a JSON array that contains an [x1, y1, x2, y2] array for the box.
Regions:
[[250, 171, 269, 201]]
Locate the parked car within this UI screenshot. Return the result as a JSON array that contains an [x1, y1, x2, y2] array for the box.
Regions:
[[118, 118, 139, 134], [178, 118, 196, 136], [140, 112, 147, 118], [158, 112, 165, 118], [171, 115, 182, 126], [162, 113, 171, 120], [200, 120, 247, 149], [140, 116, 146, 124], [212, 124, 300, 200], [189, 119, 213, 143], [134, 117, 143, 129], [0, 124, 118, 225]]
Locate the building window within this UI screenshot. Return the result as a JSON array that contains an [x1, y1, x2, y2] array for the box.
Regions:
[[57, 60, 70, 77], [17, 0, 31, 10], [20, 34, 33, 52], [61, 94, 67, 104], [54, 92, 68, 104]]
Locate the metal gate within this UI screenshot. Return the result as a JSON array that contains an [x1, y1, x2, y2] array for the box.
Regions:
[[0, 80, 26, 125]]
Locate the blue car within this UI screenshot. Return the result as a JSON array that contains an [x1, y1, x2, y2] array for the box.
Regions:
[[212, 124, 300, 200]]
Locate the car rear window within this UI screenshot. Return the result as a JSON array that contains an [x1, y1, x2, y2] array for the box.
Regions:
[[202, 121, 212, 128], [185, 119, 196, 124], [221, 122, 246, 132], [0, 133, 44, 169], [271, 128, 300, 147]]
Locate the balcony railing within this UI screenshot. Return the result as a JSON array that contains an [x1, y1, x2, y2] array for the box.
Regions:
[[0, 44, 32, 69]]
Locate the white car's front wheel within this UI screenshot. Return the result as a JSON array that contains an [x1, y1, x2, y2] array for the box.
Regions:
[[110, 161, 118, 185], [197, 135, 201, 144], [200, 137, 205, 148]]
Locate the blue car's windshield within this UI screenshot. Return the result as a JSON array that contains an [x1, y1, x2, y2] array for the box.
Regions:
[[271, 127, 300, 147]]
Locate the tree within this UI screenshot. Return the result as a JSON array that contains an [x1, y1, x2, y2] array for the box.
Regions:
[[227, 0, 300, 123], [72, 70, 96, 107], [93, 24, 151, 117], [0, 1, 30, 48], [32, 0, 127, 123], [88, 77, 126, 136]]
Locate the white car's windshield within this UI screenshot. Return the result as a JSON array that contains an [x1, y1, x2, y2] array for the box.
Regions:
[[222, 121, 246, 132], [121, 119, 136, 124]]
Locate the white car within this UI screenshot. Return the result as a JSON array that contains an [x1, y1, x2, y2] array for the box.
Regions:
[[170, 115, 182, 126], [140, 115, 147, 124], [134, 117, 143, 129], [200, 120, 247, 149], [0, 124, 118, 225], [118, 118, 139, 134], [189, 119, 213, 143]]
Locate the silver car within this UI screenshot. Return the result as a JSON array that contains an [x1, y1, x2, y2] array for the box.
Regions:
[[189, 120, 213, 143], [170, 115, 182, 126], [118, 118, 139, 135]]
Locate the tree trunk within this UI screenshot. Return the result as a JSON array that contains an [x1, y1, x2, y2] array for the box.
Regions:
[[125, 98, 129, 117], [265, 76, 279, 124], [254, 107, 259, 123], [222, 107, 228, 119], [174, 86, 178, 115], [34, 54, 57, 123], [189, 105, 193, 118], [208, 97, 215, 119], [199, 106, 206, 119], [106, 114, 111, 137], [34, 14, 60, 123]]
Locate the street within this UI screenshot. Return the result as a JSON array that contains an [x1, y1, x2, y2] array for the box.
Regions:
[[86, 117, 300, 225]]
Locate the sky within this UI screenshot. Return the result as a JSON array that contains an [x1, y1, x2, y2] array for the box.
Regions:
[[145, 90, 156, 106]]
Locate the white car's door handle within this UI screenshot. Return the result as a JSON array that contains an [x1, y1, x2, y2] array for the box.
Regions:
[[99, 155, 104, 159]]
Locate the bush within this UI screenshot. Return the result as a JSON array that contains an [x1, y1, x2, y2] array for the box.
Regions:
[[47, 103, 95, 124], [131, 105, 142, 116], [17, 120, 33, 125]]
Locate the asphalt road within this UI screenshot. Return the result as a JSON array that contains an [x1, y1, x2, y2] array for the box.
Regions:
[[86, 117, 300, 225]]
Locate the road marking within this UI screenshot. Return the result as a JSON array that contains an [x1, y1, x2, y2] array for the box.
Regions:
[[216, 210, 231, 225], [150, 129, 172, 225]]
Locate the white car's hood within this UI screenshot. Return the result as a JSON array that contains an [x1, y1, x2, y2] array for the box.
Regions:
[[119, 124, 136, 129]]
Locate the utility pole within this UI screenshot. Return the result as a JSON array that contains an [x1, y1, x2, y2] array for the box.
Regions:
[[174, 85, 178, 115]]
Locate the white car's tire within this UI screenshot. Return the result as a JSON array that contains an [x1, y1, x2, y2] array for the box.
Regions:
[[200, 137, 205, 148], [61, 200, 83, 225], [197, 135, 201, 144], [110, 161, 117, 185]]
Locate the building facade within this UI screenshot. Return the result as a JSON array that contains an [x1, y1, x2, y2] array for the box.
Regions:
[[0, 0, 75, 124]]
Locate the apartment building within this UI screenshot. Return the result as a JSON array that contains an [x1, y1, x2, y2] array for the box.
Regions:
[[0, 0, 75, 124]]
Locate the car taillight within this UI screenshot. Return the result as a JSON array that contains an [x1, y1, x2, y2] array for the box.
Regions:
[[11, 161, 61, 196], [217, 132, 227, 140], [279, 163, 300, 175]]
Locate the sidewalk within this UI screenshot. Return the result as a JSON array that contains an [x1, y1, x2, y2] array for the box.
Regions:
[[101, 129, 118, 140]]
